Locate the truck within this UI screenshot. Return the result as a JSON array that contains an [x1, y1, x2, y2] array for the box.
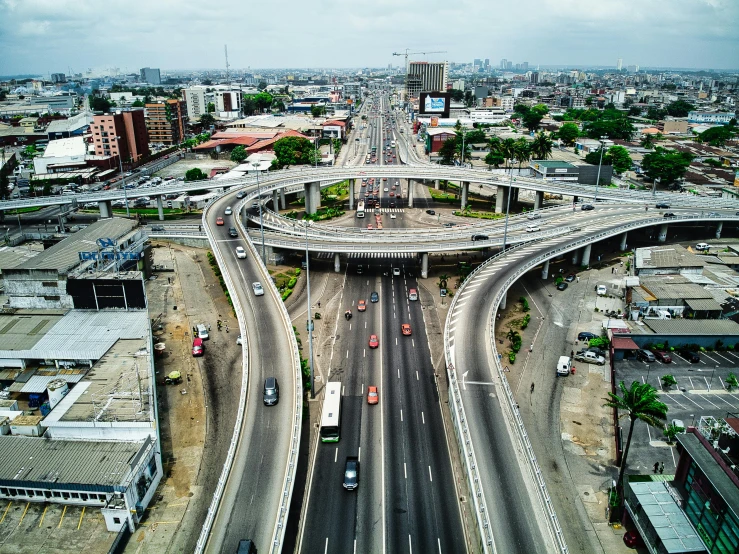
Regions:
[[573, 351, 606, 365]]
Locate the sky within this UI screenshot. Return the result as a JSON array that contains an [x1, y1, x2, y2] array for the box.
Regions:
[[1, 0, 738, 76]]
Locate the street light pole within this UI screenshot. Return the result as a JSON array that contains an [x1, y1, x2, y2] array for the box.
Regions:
[[305, 222, 315, 399], [116, 136, 130, 217], [708, 365, 718, 392], [652, 177, 661, 198], [593, 136, 606, 204], [252, 161, 266, 262], [502, 158, 517, 253]]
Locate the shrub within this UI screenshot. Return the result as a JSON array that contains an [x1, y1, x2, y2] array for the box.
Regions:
[[287, 277, 297, 288], [654, 343, 665, 350], [281, 288, 293, 301], [293, 268, 301, 276], [661, 375, 677, 389], [519, 296, 530, 312], [727, 373, 739, 391], [715, 339, 724, 351], [728, 344, 735, 351], [508, 351, 516, 363], [521, 314, 531, 329], [314, 312, 321, 320], [590, 337, 610, 349]]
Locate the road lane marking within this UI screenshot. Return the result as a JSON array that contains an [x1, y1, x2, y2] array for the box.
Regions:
[[409, 536, 413, 554], [438, 538, 442, 554], [358, 447, 361, 462], [361, 383, 364, 394], [346, 350, 349, 359], [364, 349, 366, 358], [325, 538, 329, 554], [404, 463, 407, 478], [396, 337, 398, 346], [416, 371, 419, 381], [400, 409, 403, 421], [412, 339, 415, 348], [428, 466, 433, 481], [421, 412, 425, 424]]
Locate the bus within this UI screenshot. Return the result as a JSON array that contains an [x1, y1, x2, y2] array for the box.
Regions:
[[320, 382, 342, 442], [356, 200, 365, 218]]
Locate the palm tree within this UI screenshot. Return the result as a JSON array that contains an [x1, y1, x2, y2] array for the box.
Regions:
[[603, 381, 667, 494], [530, 132, 553, 160], [514, 138, 531, 173], [500, 138, 517, 170]]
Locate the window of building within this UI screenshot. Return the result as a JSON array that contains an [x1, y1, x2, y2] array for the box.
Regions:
[[113, 517, 120, 524]]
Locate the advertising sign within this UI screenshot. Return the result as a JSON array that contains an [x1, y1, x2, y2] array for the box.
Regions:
[[424, 96, 446, 113], [419, 92, 451, 118], [430, 117, 439, 127]]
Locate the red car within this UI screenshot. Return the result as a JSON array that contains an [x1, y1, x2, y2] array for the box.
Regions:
[[651, 349, 672, 363], [357, 300, 366, 312], [216, 217, 224, 226], [368, 334, 379, 349], [192, 338, 204, 357], [401, 324, 412, 336], [367, 386, 379, 405]]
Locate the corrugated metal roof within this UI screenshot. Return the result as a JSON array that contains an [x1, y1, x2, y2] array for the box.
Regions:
[[0, 313, 63, 352], [20, 372, 87, 393], [0, 435, 143, 487], [644, 319, 739, 335], [684, 298, 723, 311], [640, 282, 713, 300], [636, 245, 705, 270]]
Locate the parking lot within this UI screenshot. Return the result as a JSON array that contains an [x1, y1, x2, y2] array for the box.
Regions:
[[614, 350, 739, 476]]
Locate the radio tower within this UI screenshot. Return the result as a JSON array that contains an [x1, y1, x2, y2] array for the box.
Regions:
[[224, 44, 230, 87]]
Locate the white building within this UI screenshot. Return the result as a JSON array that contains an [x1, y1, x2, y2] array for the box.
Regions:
[[215, 90, 242, 119], [468, 109, 508, 124], [182, 87, 207, 121], [687, 112, 734, 125], [33, 136, 89, 175]]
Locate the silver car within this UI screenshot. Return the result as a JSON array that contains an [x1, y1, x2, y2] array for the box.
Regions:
[[252, 282, 264, 296]]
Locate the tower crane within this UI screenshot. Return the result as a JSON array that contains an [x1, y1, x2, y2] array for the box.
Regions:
[[392, 49, 447, 71]]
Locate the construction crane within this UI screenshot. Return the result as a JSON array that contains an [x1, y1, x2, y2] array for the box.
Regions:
[[392, 49, 447, 71]]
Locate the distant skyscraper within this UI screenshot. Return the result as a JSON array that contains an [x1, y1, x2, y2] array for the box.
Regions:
[[522, 62, 529, 71], [50, 73, 66, 84], [484, 59, 490, 70], [627, 64, 639, 74], [406, 61, 448, 99], [139, 67, 161, 85], [530, 72, 539, 84], [500, 59, 507, 70], [617, 58, 623, 71]]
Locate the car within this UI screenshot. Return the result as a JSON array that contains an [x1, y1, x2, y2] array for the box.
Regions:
[[471, 234, 489, 241], [151, 225, 165, 232], [443, 222, 456, 228], [236, 191, 247, 199], [401, 323, 412, 336], [390, 214, 396, 219], [263, 377, 279, 406], [343, 457, 360, 490], [581, 346, 606, 358], [695, 243, 710, 251], [581, 204, 594, 211], [527, 212, 541, 220], [367, 224, 374, 230], [224, 206, 233, 215], [367, 386, 379, 405], [192, 338, 204, 357], [597, 284, 608, 296], [236, 335, 242, 345], [565, 273, 576, 282], [216, 217, 224, 226], [368, 334, 379, 348], [708, 212, 720, 216], [252, 282, 264, 296], [392, 267, 401, 276], [651, 349, 672, 363], [357, 265, 363, 275], [357, 300, 366, 312], [636, 349, 656, 363], [228, 227, 238, 238], [384, 187, 389, 192], [526, 225, 540, 232], [389, 202, 396, 208], [408, 288, 418, 301], [370, 291, 379, 302], [655, 202, 670, 209], [577, 331, 597, 341], [251, 203, 259, 210], [663, 212, 676, 218], [235, 246, 247, 259], [389, 191, 394, 197], [678, 348, 700, 363], [556, 282, 568, 291]]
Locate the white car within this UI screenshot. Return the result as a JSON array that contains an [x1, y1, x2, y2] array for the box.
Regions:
[[236, 335, 242, 345], [695, 242, 709, 251], [526, 225, 540, 232], [392, 267, 401, 276], [390, 214, 396, 219], [384, 187, 389, 192], [527, 212, 541, 220], [235, 246, 247, 259], [597, 284, 608, 296], [224, 206, 232, 215], [252, 282, 264, 296]]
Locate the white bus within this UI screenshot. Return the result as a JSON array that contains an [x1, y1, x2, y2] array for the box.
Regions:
[[356, 200, 365, 218], [320, 382, 342, 442]]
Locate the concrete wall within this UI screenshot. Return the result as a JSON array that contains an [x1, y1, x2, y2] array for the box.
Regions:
[[3, 269, 73, 309], [577, 163, 613, 185], [626, 334, 739, 350]]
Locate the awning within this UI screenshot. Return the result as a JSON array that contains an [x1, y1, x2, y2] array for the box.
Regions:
[[612, 336, 640, 350]]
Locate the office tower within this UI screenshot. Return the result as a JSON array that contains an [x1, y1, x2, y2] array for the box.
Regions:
[[91, 110, 149, 163], [139, 67, 161, 85], [51, 73, 66, 84], [182, 87, 207, 121], [617, 58, 623, 71], [500, 59, 507, 70], [406, 61, 449, 100]]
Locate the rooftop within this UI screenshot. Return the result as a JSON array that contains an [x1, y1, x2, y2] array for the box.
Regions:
[[643, 319, 739, 336], [530, 160, 576, 168], [42, 136, 87, 159], [635, 245, 706, 271]]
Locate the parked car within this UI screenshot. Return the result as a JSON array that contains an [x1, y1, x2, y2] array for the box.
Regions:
[[565, 273, 576, 282], [636, 349, 656, 363], [651, 349, 672, 363], [426, 209, 435, 215], [574, 350, 605, 365], [556, 282, 568, 291], [577, 331, 597, 341], [597, 284, 608, 296], [192, 338, 204, 357], [678, 348, 700, 363], [580, 346, 606, 358], [695, 243, 710, 251]]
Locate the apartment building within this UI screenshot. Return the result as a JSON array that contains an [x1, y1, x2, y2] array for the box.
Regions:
[[182, 87, 207, 121], [145, 99, 185, 145], [90, 110, 149, 164]]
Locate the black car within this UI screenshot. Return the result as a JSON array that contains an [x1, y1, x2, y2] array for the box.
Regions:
[[556, 282, 568, 291], [577, 331, 597, 341], [426, 209, 435, 215], [678, 349, 700, 363], [663, 212, 676, 218], [343, 457, 360, 490], [565, 273, 576, 282], [263, 377, 279, 406], [370, 291, 379, 303], [655, 203, 670, 209], [228, 227, 238, 238], [581, 204, 594, 211], [471, 234, 489, 241], [150, 225, 165, 232]]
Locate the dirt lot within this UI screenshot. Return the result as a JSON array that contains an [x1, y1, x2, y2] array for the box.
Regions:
[[154, 158, 237, 180]]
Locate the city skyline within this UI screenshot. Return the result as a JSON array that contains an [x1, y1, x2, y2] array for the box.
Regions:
[[1, 0, 738, 76]]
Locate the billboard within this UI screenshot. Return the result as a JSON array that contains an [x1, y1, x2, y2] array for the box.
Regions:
[[419, 92, 451, 118]]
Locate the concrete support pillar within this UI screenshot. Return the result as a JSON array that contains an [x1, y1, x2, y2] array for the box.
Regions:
[[571, 248, 580, 265], [658, 224, 668, 242], [408, 180, 414, 208], [98, 200, 112, 219], [304, 181, 321, 215], [512, 188, 519, 205], [461, 181, 469, 209], [716, 222, 723, 239], [534, 190, 544, 211], [434, 179, 440, 190], [349, 179, 355, 211], [280, 188, 286, 210], [273, 190, 279, 211], [499, 291, 507, 311], [581, 244, 592, 266], [334, 253, 341, 273], [573, 195, 579, 204], [495, 187, 507, 214], [421, 252, 428, 278], [620, 232, 628, 251], [156, 196, 165, 221], [541, 259, 550, 280]]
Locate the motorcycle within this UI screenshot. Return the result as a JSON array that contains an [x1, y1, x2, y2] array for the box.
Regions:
[[345, 310, 352, 321]]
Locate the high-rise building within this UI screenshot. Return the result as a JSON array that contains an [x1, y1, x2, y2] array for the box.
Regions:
[[506, 61, 513, 70], [182, 87, 207, 121], [484, 59, 490, 71], [530, 72, 539, 84], [139, 67, 161, 85], [145, 100, 185, 145], [51, 73, 66, 84], [617, 58, 623, 71], [522, 62, 529, 71], [215, 91, 242, 118], [500, 59, 507, 70], [91, 110, 149, 164], [406, 61, 448, 100], [627, 64, 639, 74]]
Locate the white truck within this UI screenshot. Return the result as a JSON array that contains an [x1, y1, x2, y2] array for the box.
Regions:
[[573, 351, 606, 365]]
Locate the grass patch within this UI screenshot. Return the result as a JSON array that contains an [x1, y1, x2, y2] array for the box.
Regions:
[[453, 210, 504, 220], [7, 206, 43, 214]]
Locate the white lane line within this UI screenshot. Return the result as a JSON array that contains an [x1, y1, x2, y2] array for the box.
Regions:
[[365, 321, 367, 329], [409, 536, 413, 554], [358, 447, 361, 462], [416, 371, 419, 381], [398, 368, 400, 379], [428, 466, 433, 482], [334, 448, 338, 463], [422, 412, 425, 424], [364, 349, 366, 358], [396, 337, 398, 346], [400, 409, 403, 422], [438, 538, 442, 554], [404, 463, 407, 479], [354, 539, 357, 554], [696, 393, 721, 409], [346, 350, 349, 359], [412, 339, 415, 348], [349, 323, 352, 331], [361, 383, 364, 394]]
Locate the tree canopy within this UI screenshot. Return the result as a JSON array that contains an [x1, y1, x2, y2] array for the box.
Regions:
[[311, 105, 326, 118], [641, 147, 694, 184], [185, 168, 207, 181], [665, 100, 694, 118], [272, 136, 317, 169], [557, 123, 580, 146], [607, 145, 633, 174], [697, 125, 736, 147], [230, 145, 247, 163], [89, 95, 113, 112], [199, 113, 215, 127], [529, 132, 553, 160]]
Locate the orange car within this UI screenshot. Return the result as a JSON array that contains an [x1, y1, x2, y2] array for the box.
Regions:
[[367, 386, 379, 405], [357, 300, 366, 312], [368, 334, 379, 349], [216, 217, 224, 226], [401, 324, 412, 336]]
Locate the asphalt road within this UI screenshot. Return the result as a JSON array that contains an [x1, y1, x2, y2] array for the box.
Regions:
[[205, 193, 297, 553]]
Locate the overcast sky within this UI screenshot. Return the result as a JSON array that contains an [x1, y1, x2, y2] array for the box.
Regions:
[[1, 0, 738, 76]]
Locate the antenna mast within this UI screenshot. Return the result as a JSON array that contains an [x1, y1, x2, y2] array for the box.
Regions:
[[224, 44, 230, 87]]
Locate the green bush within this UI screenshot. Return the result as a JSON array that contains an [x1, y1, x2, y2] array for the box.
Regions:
[[590, 336, 610, 348], [281, 288, 293, 301], [519, 296, 530, 312], [521, 314, 531, 329], [293, 268, 301, 276], [661, 375, 677, 389], [287, 277, 297, 288], [508, 352, 516, 363]]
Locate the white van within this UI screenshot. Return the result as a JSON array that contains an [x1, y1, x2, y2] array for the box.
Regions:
[[556, 356, 571, 376], [197, 324, 209, 340]]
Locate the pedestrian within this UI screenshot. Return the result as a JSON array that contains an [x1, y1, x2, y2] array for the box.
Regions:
[[659, 462, 664, 474], [225, 324, 229, 333], [317, 301, 321, 308], [208, 323, 211, 332], [570, 350, 574, 358], [199, 225, 202, 232], [611, 267, 614, 274], [653, 462, 659, 473], [620, 260, 624, 267], [576, 276, 580, 283], [167, 277, 171, 284]]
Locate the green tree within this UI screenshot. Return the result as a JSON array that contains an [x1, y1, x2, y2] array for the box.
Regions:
[[584, 147, 611, 166], [646, 106, 667, 121], [464, 129, 488, 144], [530, 132, 553, 160], [697, 126, 735, 147], [484, 151, 505, 168], [206, 102, 215, 113], [628, 106, 643, 116], [513, 138, 531, 172], [272, 99, 286, 112], [243, 96, 257, 116], [608, 145, 633, 174], [272, 136, 317, 169], [583, 116, 635, 141], [557, 123, 580, 146], [253, 92, 273, 112], [230, 145, 247, 163], [665, 100, 694, 118], [257, 81, 267, 90], [522, 104, 549, 132], [311, 105, 326, 118], [450, 89, 464, 102], [89, 95, 113, 112], [199, 113, 215, 127], [438, 137, 458, 165], [603, 381, 668, 494], [641, 147, 694, 184], [640, 134, 656, 149], [663, 422, 684, 443], [185, 168, 207, 181]]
